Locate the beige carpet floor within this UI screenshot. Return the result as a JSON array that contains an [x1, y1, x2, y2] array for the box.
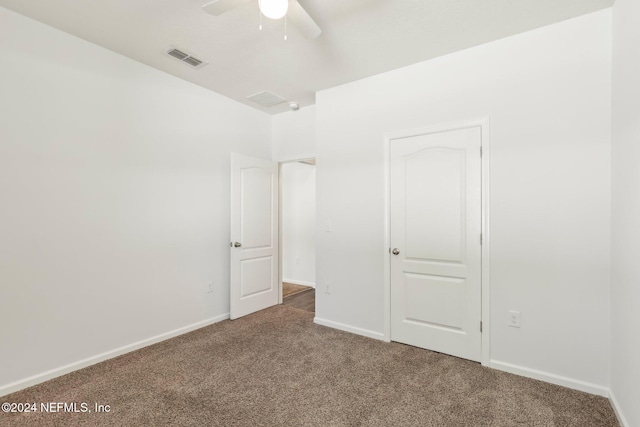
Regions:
[[2, 305, 618, 426]]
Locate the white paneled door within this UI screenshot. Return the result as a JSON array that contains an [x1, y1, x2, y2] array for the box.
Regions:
[[230, 153, 279, 320], [390, 126, 482, 361]]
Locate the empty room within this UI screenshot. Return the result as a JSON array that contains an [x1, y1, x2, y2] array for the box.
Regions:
[[0, 0, 638, 426]]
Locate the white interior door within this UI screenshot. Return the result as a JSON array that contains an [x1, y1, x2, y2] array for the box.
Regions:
[[390, 126, 482, 361], [230, 153, 279, 320]]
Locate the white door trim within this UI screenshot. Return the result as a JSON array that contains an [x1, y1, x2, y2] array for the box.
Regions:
[[383, 118, 491, 366]]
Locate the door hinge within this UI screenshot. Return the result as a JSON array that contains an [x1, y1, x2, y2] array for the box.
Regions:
[[480, 147, 483, 156], [480, 233, 483, 245], [480, 321, 483, 332]]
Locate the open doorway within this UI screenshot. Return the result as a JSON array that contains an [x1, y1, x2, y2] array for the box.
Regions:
[[279, 159, 316, 313]]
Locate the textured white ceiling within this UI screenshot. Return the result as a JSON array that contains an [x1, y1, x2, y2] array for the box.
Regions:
[[0, 0, 613, 114]]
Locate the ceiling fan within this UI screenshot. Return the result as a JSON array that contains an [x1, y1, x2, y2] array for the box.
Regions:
[[202, 0, 322, 39]]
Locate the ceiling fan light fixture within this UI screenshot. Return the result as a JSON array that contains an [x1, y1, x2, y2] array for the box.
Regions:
[[259, 0, 288, 20]]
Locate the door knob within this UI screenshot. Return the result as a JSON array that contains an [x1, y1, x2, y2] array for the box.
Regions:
[[391, 248, 400, 255], [233, 242, 242, 248]]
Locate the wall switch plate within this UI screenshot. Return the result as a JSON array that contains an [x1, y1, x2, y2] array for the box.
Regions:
[[324, 220, 332, 232], [207, 281, 214, 294], [324, 280, 331, 294], [508, 310, 521, 328]]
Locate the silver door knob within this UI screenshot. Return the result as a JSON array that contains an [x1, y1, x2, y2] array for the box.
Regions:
[[234, 242, 242, 248], [391, 248, 400, 255]]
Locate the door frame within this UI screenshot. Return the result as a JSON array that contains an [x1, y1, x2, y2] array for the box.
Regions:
[[277, 157, 317, 305], [382, 118, 491, 366]]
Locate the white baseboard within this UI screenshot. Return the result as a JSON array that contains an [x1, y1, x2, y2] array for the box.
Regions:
[[314, 317, 385, 341], [283, 278, 315, 288], [0, 313, 230, 398], [609, 389, 630, 427], [489, 360, 608, 397]]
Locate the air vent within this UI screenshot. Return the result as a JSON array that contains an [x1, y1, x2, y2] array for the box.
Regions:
[[166, 47, 208, 69], [246, 91, 287, 108], [168, 49, 189, 60], [183, 57, 203, 67]]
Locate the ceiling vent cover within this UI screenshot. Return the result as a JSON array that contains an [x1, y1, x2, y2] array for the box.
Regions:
[[166, 47, 208, 69], [246, 91, 287, 108]]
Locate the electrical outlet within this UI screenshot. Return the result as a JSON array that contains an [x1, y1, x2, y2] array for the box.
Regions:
[[207, 280, 214, 294], [324, 280, 331, 294], [508, 310, 521, 328]]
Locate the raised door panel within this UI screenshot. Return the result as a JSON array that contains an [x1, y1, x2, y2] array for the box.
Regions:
[[241, 167, 274, 250], [404, 147, 466, 264]]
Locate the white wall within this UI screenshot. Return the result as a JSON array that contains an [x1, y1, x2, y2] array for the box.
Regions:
[[272, 105, 316, 162], [281, 162, 316, 287], [611, 0, 640, 424], [0, 7, 270, 394], [316, 10, 611, 392]]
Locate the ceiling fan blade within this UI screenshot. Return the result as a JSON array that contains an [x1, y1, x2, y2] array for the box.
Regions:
[[287, 0, 322, 39], [202, 0, 252, 16]]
